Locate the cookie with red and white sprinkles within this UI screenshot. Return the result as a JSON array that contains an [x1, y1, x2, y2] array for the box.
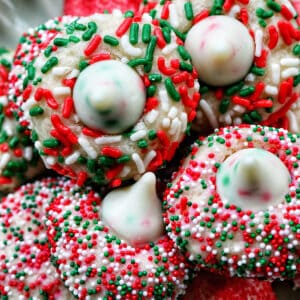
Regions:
[[163, 125, 300, 279], [0, 177, 72, 299], [46, 173, 191, 299], [0, 50, 43, 193], [20, 12, 200, 187], [148, 0, 300, 134]]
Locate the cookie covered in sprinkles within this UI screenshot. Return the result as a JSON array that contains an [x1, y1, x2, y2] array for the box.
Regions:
[[0, 50, 43, 193], [163, 125, 300, 279], [149, 0, 300, 133], [0, 177, 72, 299], [46, 173, 191, 299], [20, 11, 200, 187]]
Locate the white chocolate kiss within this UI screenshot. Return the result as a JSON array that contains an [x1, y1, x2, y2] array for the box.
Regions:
[[101, 173, 164, 246], [216, 148, 290, 211], [185, 15, 254, 86], [73, 60, 146, 134]]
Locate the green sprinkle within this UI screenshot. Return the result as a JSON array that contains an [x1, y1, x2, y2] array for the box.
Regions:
[[293, 44, 300, 56], [180, 62, 193, 72], [177, 45, 191, 60], [142, 24, 151, 43], [149, 74, 162, 82], [53, 38, 69, 46], [137, 139, 148, 148], [27, 63, 36, 80], [162, 27, 171, 43], [29, 106, 44, 117], [103, 35, 119, 46], [225, 81, 244, 96], [129, 23, 139, 45], [69, 35, 81, 43], [184, 2, 194, 20], [148, 129, 157, 140], [165, 78, 180, 101], [43, 138, 60, 148], [239, 86, 255, 97], [145, 36, 157, 62], [256, 8, 274, 19], [267, 0, 281, 12], [251, 66, 265, 76], [127, 58, 148, 68], [219, 99, 230, 114], [41, 57, 58, 74], [44, 46, 52, 58]]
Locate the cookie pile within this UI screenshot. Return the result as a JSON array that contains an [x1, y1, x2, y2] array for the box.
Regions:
[[0, 0, 299, 299]]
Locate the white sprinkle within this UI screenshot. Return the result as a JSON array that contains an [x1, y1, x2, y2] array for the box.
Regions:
[[132, 153, 145, 174], [112, 9, 123, 17], [244, 73, 256, 82], [0, 96, 8, 106], [0, 153, 10, 169], [65, 151, 81, 165], [223, 113, 232, 125], [281, 67, 299, 79], [23, 147, 33, 161], [53, 86, 71, 97], [168, 107, 178, 119], [287, 110, 299, 133], [233, 117, 242, 125], [159, 89, 170, 112], [119, 166, 131, 177], [52, 67, 72, 76], [121, 35, 143, 57], [228, 5, 240, 17], [168, 4, 179, 28], [162, 43, 177, 55], [162, 118, 171, 128], [143, 150, 156, 169], [66, 69, 80, 79], [46, 156, 56, 166], [22, 97, 36, 111], [255, 29, 263, 57], [78, 136, 97, 159], [141, 13, 152, 23], [232, 104, 246, 114], [34, 141, 42, 151], [145, 110, 159, 124], [199, 99, 218, 128], [95, 135, 122, 145], [264, 85, 278, 95], [271, 64, 280, 84], [180, 112, 188, 132], [280, 57, 300, 67], [130, 130, 147, 142], [169, 117, 181, 135]]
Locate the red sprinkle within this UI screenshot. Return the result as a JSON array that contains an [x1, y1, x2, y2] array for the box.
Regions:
[[62, 96, 74, 119], [84, 34, 102, 57], [115, 17, 133, 37], [101, 146, 122, 158], [267, 25, 279, 49], [192, 9, 209, 24]]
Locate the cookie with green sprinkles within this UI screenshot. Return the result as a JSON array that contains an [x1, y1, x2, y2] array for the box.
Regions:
[[46, 173, 191, 299], [8, 15, 76, 107], [146, 0, 300, 134], [163, 124, 300, 279], [20, 11, 200, 187], [0, 50, 44, 193], [0, 177, 72, 299]]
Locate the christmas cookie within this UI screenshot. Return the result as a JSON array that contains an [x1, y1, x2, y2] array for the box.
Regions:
[[0, 177, 71, 299], [163, 125, 300, 279], [46, 172, 191, 299], [0, 50, 43, 193], [148, 0, 300, 133], [20, 12, 200, 187]]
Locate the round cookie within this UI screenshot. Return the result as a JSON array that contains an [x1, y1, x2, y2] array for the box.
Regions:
[[20, 12, 200, 187], [0, 49, 43, 193], [0, 177, 71, 299], [148, 0, 300, 134], [46, 173, 191, 299], [163, 125, 300, 279]]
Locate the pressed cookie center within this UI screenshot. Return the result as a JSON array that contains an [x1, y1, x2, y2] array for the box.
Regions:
[[185, 15, 255, 86], [216, 148, 290, 211], [73, 60, 146, 134]]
